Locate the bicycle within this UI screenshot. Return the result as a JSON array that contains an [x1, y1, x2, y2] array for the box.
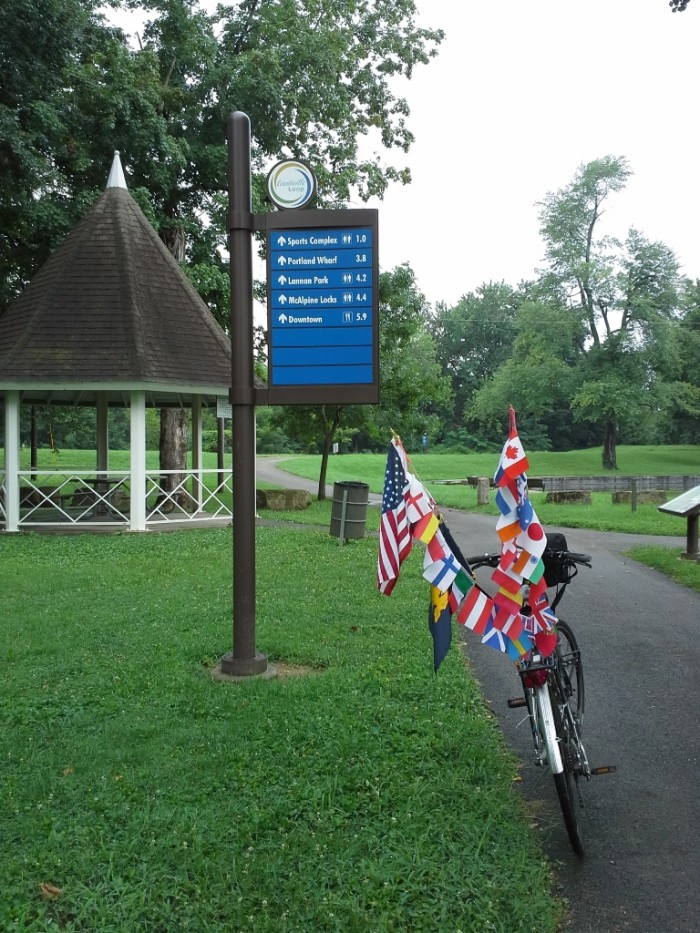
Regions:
[[466, 534, 615, 857]]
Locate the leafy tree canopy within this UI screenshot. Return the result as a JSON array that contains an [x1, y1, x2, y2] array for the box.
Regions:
[[0, 0, 443, 321]]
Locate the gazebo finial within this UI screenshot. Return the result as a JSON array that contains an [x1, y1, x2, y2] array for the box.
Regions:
[[106, 150, 128, 190]]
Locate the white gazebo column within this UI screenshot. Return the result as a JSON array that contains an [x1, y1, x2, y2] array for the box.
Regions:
[[191, 396, 203, 512], [96, 392, 109, 474], [4, 391, 21, 532], [130, 390, 147, 531]]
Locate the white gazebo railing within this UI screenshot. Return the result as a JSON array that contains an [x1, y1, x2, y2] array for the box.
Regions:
[[2, 469, 232, 531], [0, 470, 6, 525], [146, 469, 233, 524]]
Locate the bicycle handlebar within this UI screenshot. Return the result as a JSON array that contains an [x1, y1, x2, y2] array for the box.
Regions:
[[548, 549, 593, 569], [466, 550, 593, 571], [466, 553, 501, 570]]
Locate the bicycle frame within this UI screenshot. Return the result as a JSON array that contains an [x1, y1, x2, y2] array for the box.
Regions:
[[530, 677, 564, 774], [467, 541, 598, 856]]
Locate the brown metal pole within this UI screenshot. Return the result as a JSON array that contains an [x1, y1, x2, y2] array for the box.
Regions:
[[684, 513, 698, 560], [220, 111, 267, 676]]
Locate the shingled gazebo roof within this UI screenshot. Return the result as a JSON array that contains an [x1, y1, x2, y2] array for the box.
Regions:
[[0, 153, 233, 407]]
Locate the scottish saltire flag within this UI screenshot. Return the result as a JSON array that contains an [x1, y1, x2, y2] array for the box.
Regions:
[[429, 585, 453, 673], [481, 623, 525, 661], [377, 440, 412, 595]]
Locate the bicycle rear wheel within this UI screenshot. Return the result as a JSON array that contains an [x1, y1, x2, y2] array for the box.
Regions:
[[555, 618, 584, 729]]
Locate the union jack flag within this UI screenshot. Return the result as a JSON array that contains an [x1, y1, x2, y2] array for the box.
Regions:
[[531, 591, 558, 630]]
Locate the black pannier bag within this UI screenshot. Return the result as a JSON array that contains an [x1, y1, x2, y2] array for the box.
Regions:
[[543, 532, 575, 586]]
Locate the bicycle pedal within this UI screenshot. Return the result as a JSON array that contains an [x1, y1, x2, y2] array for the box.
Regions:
[[591, 765, 617, 776], [507, 697, 527, 708]]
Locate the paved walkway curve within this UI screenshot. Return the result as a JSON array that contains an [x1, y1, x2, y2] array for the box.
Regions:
[[257, 457, 697, 933]]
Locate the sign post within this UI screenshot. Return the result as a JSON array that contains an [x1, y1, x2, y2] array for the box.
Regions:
[[220, 112, 267, 677], [220, 114, 379, 678], [256, 209, 379, 406]]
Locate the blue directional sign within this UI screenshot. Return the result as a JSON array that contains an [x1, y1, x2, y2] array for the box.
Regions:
[[261, 209, 379, 405]]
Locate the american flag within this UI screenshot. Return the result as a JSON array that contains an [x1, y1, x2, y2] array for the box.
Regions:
[[377, 440, 412, 595]]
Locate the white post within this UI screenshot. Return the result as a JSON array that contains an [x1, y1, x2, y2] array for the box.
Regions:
[[96, 392, 109, 474], [4, 391, 20, 532], [192, 396, 203, 512], [130, 390, 147, 531]]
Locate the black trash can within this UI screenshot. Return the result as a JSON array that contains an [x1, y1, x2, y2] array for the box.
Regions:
[[329, 481, 369, 541]]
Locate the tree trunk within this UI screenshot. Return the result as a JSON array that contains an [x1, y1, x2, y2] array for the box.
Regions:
[[316, 405, 342, 501], [602, 420, 617, 470], [159, 224, 188, 508], [317, 431, 332, 501], [159, 408, 188, 509]]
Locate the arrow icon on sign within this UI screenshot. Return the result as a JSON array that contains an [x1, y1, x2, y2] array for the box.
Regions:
[[278, 313, 288, 323], [279, 295, 288, 305], [278, 255, 287, 266], [277, 274, 287, 285], [277, 235, 287, 246]]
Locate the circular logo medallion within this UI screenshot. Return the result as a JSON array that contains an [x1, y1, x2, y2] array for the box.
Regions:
[[266, 160, 317, 210]]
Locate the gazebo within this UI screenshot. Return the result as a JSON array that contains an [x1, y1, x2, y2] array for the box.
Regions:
[[0, 153, 237, 532]]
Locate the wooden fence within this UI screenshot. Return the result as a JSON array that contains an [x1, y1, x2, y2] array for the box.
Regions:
[[435, 475, 700, 493]]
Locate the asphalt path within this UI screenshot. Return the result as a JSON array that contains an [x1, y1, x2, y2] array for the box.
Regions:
[[256, 458, 699, 932]]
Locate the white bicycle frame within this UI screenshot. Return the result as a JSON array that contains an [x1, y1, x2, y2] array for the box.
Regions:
[[533, 683, 564, 774]]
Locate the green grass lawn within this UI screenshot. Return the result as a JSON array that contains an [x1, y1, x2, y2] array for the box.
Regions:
[[275, 445, 700, 487], [259, 489, 688, 537], [261, 445, 700, 538], [0, 528, 560, 932]]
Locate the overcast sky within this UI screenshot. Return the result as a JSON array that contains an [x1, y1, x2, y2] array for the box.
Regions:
[[358, 0, 700, 308], [111, 0, 700, 310]]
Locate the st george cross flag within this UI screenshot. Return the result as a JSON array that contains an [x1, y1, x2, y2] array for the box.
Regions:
[[405, 474, 435, 524], [377, 440, 412, 595]]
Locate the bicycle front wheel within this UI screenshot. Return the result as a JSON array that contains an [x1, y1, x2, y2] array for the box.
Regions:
[[553, 767, 584, 857], [549, 681, 585, 857]]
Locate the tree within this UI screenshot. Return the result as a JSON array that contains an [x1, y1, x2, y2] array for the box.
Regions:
[[430, 282, 519, 439], [1, 0, 443, 485], [0, 0, 131, 307], [537, 156, 682, 467], [468, 298, 586, 450], [670, 0, 692, 11], [657, 279, 700, 442]]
